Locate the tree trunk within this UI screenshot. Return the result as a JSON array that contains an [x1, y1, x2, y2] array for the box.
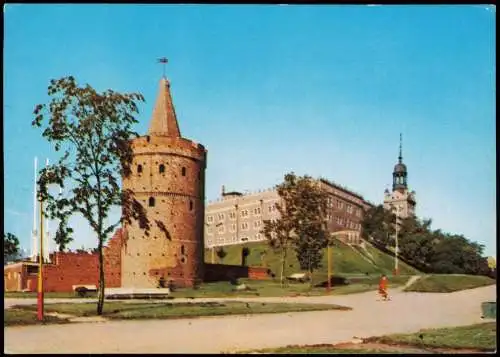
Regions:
[[280, 246, 288, 288], [97, 235, 105, 315]]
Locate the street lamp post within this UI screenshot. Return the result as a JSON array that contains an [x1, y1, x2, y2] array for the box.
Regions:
[[37, 194, 44, 321], [394, 211, 399, 276], [327, 243, 332, 292]]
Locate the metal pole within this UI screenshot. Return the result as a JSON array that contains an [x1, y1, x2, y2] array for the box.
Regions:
[[32, 157, 38, 262], [395, 212, 399, 275], [37, 196, 44, 321], [327, 244, 331, 292]]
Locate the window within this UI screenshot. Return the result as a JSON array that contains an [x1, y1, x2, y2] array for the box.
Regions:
[[181, 245, 185, 255], [241, 222, 249, 230], [181, 167, 186, 176], [254, 220, 262, 228], [149, 197, 155, 207], [159, 164, 165, 173], [189, 200, 193, 211], [229, 212, 236, 220], [241, 210, 249, 217], [254, 207, 261, 215], [207, 227, 213, 235], [268, 203, 277, 213], [137, 164, 143, 174], [218, 225, 225, 233], [255, 233, 261, 240], [218, 213, 225, 221], [230, 224, 236, 232], [207, 216, 214, 223]]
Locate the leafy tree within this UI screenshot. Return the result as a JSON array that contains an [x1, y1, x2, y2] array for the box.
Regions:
[[241, 247, 250, 266], [361, 205, 395, 249], [216, 247, 227, 263], [4, 233, 20, 262], [262, 172, 329, 287], [292, 176, 329, 287], [54, 215, 73, 252], [33, 76, 150, 315]]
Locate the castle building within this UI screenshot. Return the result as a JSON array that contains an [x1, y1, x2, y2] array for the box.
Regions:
[[383, 134, 416, 220], [205, 179, 374, 248], [121, 74, 207, 288]]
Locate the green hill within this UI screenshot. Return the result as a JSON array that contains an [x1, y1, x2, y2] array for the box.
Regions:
[[204, 238, 420, 281]]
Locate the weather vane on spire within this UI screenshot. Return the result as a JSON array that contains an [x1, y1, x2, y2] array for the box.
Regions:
[[398, 133, 403, 163], [157, 57, 168, 78]]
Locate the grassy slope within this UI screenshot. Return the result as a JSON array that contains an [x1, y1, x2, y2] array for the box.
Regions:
[[205, 238, 420, 281], [404, 274, 496, 293]]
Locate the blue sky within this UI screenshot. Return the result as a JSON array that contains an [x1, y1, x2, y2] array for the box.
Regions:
[[4, 5, 496, 257]]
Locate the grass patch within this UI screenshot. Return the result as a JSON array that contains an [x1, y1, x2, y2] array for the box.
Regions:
[[404, 274, 496, 293], [4, 291, 97, 299], [4, 308, 71, 327], [366, 322, 497, 351], [169, 276, 409, 299], [237, 346, 398, 354], [241, 322, 497, 354], [15, 301, 350, 320]]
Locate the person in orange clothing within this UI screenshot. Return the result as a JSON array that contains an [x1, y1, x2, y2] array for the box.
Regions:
[[378, 274, 390, 301]]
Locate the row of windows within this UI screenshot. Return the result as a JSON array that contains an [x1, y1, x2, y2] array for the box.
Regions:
[[148, 197, 194, 211], [206, 233, 266, 247], [326, 197, 362, 217], [137, 164, 188, 176], [206, 220, 263, 235], [206, 204, 277, 223]]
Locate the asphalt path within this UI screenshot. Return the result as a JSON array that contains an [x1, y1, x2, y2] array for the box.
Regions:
[[4, 284, 496, 353]]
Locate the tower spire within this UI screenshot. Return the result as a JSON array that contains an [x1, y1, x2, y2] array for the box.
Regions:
[[398, 133, 403, 163], [148, 58, 181, 138]]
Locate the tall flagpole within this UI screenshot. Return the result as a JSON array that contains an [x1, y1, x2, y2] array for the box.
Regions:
[[32, 157, 38, 262], [44, 158, 50, 262]]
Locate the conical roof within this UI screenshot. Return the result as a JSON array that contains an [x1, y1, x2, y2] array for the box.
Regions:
[[148, 77, 181, 137]]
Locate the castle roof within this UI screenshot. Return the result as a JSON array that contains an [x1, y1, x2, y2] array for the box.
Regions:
[[148, 77, 181, 138]]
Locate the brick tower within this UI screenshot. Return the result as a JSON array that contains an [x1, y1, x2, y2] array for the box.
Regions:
[[121, 74, 207, 288]]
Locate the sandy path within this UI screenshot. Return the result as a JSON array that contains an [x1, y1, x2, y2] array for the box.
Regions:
[[4, 285, 495, 354]]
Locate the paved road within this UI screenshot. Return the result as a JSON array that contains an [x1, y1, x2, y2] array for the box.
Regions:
[[4, 285, 496, 354]]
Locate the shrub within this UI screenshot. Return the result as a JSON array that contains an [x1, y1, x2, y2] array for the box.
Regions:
[[74, 286, 88, 297]]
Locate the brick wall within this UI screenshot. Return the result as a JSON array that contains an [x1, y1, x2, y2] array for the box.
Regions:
[[204, 263, 270, 282], [121, 135, 207, 289], [4, 229, 123, 293]]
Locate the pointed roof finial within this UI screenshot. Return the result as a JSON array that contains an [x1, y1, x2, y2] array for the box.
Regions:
[[158, 57, 168, 79], [398, 133, 403, 163], [148, 58, 181, 137]]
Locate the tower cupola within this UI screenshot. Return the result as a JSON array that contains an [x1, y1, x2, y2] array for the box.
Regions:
[[392, 133, 408, 192]]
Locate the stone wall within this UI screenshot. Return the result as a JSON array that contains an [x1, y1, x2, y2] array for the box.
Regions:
[[204, 263, 270, 282]]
